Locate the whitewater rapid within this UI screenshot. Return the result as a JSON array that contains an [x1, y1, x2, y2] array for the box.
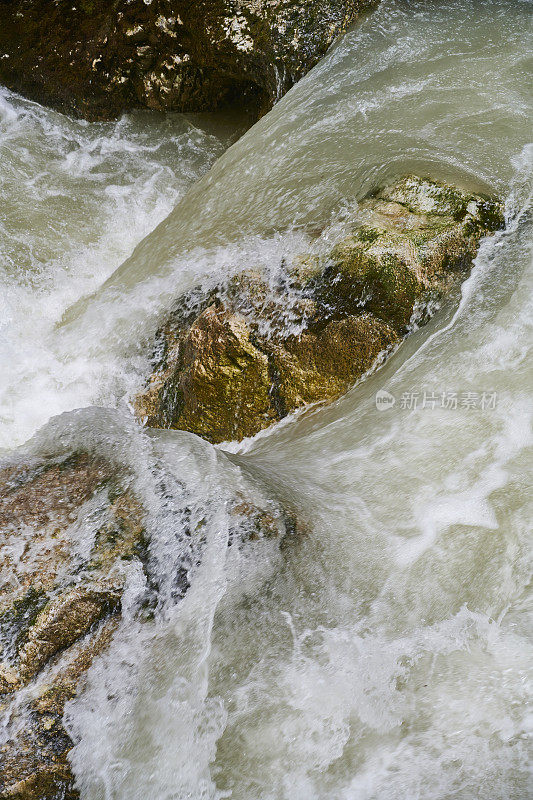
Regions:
[[1, 0, 532, 798], [0, 96, 246, 448]]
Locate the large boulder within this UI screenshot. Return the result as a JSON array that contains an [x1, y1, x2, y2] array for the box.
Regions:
[[135, 176, 504, 443], [0, 0, 378, 120], [0, 443, 294, 799]]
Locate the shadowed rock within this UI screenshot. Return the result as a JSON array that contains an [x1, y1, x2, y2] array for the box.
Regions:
[[0, 0, 378, 121]]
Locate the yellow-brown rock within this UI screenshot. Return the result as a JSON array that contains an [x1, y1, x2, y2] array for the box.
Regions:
[[135, 176, 504, 443]]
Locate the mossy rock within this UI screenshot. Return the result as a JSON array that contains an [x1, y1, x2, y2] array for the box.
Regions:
[[135, 175, 504, 444]]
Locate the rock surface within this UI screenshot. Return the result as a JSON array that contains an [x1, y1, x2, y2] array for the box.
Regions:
[[135, 176, 504, 443], [0, 0, 377, 120], [0, 452, 143, 799], [0, 448, 293, 799]]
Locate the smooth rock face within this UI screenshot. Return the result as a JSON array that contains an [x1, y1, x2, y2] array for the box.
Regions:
[[0, 0, 377, 120], [0, 449, 291, 799], [135, 176, 504, 443]]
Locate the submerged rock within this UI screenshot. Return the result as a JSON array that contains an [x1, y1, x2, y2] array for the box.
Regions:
[[135, 175, 504, 443], [0, 0, 377, 121], [0, 447, 292, 798]]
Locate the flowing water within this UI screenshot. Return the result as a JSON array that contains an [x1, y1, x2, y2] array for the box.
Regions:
[[0, 95, 248, 446], [1, 0, 532, 798]]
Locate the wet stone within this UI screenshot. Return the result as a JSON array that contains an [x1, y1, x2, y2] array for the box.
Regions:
[[135, 175, 504, 444]]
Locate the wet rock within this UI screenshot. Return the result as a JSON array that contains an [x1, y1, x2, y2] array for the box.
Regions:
[[17, 586, 121, 681], [163, 302, 278, 443], [135, 175, 504, 443], [0, 620, 117, 800], [0, 445, 296, 798], [228, 495, 296, 544], [0, 0, 378, 121], [0, 452, 145, 799]]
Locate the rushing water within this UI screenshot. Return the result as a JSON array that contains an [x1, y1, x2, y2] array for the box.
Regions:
[[1, 0, 532, 798], [0, 95, 247, 447]]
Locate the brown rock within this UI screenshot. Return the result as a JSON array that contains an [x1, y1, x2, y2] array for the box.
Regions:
[[0, 442, 297, 798], [0, 453, 144, 800], [18, 587, 121, 680], [0, 618, 118, 800], [265, 313, 399, 414], [135, 175, 504, 444]]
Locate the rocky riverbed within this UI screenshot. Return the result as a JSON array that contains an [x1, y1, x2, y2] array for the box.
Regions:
[[0, 0, 530, 797], [0, 172, 503, 797]]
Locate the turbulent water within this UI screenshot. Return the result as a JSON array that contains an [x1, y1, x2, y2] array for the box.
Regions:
[[1, 0, 532, 798], [0, 96, 248, 447]]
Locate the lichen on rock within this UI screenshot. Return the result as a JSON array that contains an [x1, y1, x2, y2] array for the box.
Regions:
[[0, 0, 378, 120], [135, 175, 504, 444]]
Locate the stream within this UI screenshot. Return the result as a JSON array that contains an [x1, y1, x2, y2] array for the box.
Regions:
[[1, 1, 532, 798]]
